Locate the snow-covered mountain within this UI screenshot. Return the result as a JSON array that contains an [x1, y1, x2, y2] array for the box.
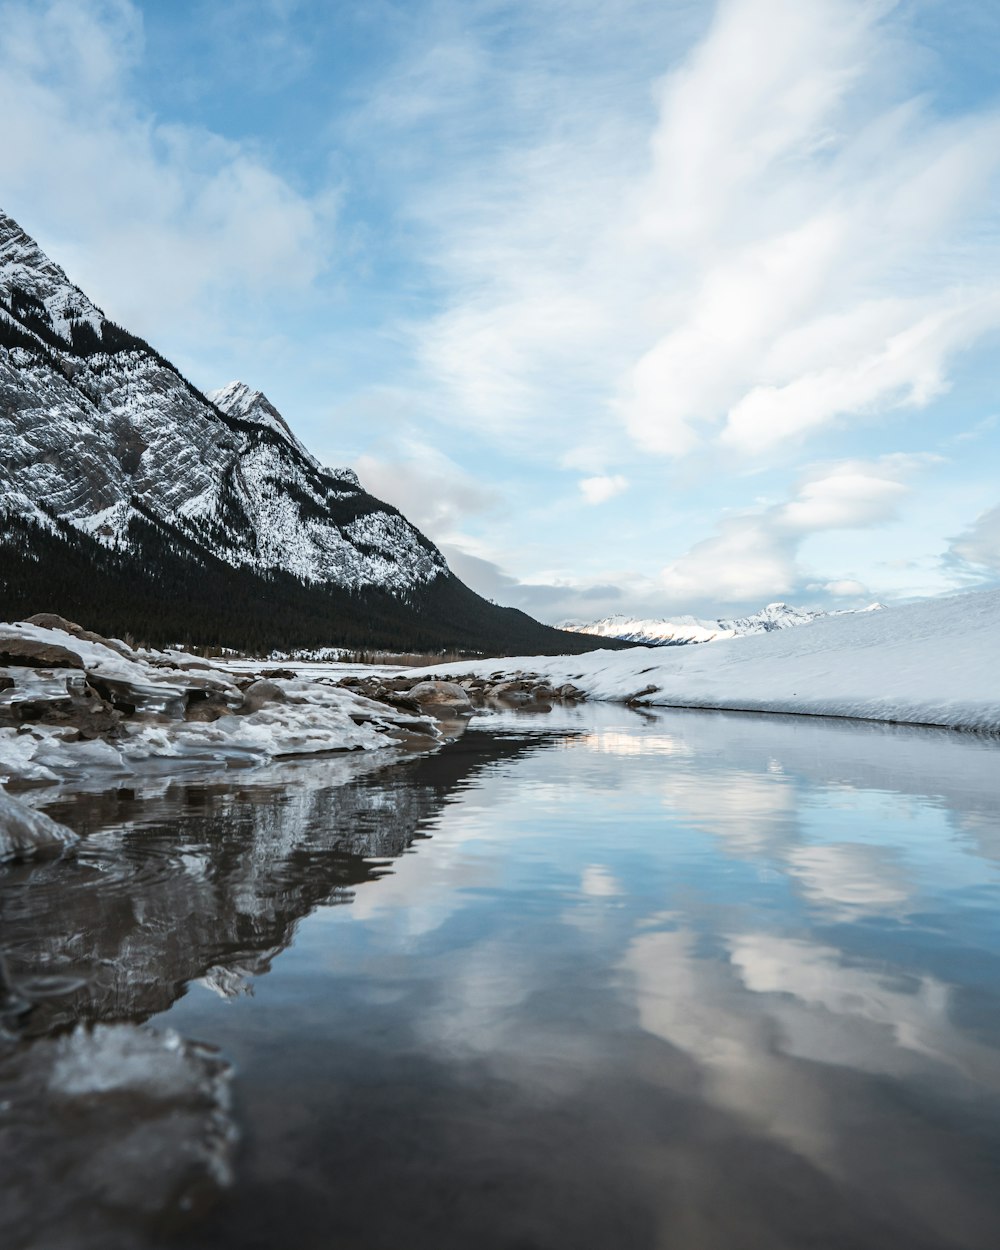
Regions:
[[562, 602, 884, 646], [0, 209, 446, 592], [0, 208, 621, 655]]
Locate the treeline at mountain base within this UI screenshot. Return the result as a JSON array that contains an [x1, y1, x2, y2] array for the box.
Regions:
[[0, 513, 629, 657]]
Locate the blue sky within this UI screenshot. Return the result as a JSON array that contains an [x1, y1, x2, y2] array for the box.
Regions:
[[3, 0, 1000, 623]]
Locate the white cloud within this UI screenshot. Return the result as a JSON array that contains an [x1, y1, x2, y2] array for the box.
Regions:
[[659, 454, 929, 607], [621, 0, 1000, 457], [945, 503, 1000, 581], [579, 474, 628, 505], [820, 579, 870, 597], [354, 442, 500, 541], [0, 0, 336, 353]]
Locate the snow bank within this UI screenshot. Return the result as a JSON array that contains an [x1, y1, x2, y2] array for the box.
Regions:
[[407, 588, 1000, 734]]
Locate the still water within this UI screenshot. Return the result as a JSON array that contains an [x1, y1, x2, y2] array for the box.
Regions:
[[3, 704, 1000, 1249]]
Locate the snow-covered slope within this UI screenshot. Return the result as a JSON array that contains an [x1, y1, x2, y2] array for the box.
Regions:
[[0, 208, 444, 592], [563, 601, 883, 646], [408, 588, 1000, 733]]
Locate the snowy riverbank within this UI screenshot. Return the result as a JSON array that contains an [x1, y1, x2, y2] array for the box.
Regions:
[[0, 616, 447, 794], [405, 587, 1000, 734]]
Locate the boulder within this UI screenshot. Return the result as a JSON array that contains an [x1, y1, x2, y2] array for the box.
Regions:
[[407, 680, 473, 716], [0, 636, 84, 670], [0, 791, 79, 861]]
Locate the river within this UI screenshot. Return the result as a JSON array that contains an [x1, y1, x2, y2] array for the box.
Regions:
[[2, 703, 1000, 1249]]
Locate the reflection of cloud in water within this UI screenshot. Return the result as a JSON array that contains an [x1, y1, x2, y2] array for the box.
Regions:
[[622, 927, 837, 1163], [622, 925, 1000, 1170], [643, 707, 1000, 865], [785, 842, 912, 916], [580, 864, 621, 896], [659, 769, 797, 857], [730, 934, 969, 1072], [572, 731, 692, 757]]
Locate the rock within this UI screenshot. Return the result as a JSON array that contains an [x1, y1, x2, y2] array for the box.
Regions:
[[261, 668, 296, 680], [407, 680, 473, 716], [624, 684, 659, 704], [21, 614, 136, 659], [21, 612, 85, 634], [241, 679, 287, 713], [488, 682, 533, 705], [382, 692, 423, 714], [181, 673, 244, 708], [0, 791, 79, 861], [0, 635, 84, 669]]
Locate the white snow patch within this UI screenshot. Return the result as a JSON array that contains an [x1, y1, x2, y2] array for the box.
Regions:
[[407, 588, 1000, 733]]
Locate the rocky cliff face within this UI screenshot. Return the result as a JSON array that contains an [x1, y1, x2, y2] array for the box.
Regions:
[[0, 208, 444, 593]]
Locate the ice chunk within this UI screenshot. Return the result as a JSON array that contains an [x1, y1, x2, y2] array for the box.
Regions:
[[0, 790, 78, 860]]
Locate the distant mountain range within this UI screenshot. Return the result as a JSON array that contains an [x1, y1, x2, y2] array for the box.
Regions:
[[0, 208, 626, 655], [561, 601, 884, 646]]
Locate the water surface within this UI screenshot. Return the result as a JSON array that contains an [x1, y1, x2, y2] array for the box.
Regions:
[[3, 704, 1000, 1249]]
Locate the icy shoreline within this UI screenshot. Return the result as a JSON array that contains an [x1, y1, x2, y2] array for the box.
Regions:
[[0, 616, 449, 796], [401, 587, 1000, 735]]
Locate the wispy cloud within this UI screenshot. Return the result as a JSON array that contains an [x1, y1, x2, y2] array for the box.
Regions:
[[374, 0, 1000, 468]]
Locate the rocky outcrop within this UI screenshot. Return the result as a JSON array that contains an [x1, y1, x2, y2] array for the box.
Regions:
[[0, 618, 447, 787]]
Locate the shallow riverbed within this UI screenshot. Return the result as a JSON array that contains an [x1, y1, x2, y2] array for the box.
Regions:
[[3, 704, 1000, 1249]]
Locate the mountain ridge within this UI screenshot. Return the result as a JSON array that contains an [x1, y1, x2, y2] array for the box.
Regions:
[[0, 208, 626, 655], [561, 601, 885, 646]]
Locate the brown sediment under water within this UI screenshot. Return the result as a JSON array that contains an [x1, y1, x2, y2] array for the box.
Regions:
[[2, 703, 1000, 1249]]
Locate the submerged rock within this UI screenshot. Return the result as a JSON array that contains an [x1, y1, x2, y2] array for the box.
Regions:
[[0, 791, 79, 861]]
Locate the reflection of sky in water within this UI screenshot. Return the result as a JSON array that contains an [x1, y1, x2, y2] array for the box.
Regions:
[[147, 708, 1000, 1246]]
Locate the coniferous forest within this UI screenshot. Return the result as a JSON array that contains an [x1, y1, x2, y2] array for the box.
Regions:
[[0, 511, 628, 656]]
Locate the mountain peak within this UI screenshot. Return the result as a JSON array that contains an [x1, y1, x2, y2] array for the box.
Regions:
[[207, 380, 362, 486], [0, 209, 107, 348], [207, 378, 321, 469]]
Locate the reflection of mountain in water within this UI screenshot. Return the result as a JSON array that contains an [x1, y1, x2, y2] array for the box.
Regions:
[[1, 730, 561, 1039]]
